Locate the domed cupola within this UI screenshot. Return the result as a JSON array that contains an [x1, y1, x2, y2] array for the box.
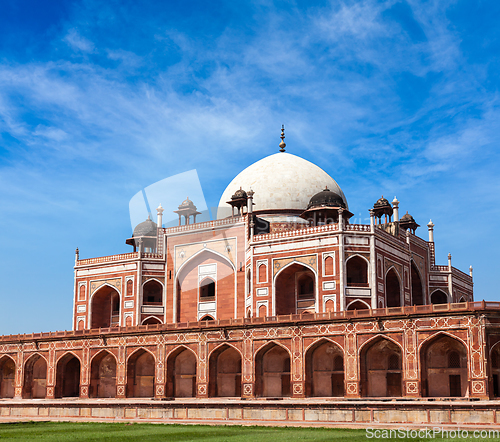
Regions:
[[217, 127, 348, 222], [174, 197, 201, 226], [126, 215, 157, 252], [300, 187, 353, 226], [372, 196, 393, 224], [399, 211, 419, 234], [226, 187, 248, 216]]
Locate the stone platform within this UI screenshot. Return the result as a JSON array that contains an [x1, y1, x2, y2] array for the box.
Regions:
[[1, 398, 500, 429]]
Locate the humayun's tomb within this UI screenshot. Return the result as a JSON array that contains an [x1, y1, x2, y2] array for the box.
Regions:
[[1, 128, 500, 426]]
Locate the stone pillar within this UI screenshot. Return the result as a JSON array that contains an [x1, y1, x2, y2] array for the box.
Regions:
[[468, 316, 489, 399], [291, 329, 305, 397], [116, 345, 127, 398], [344, 325, 360, 398], [155, 342, 166, 398], [80, 344, 90, 398], [369, 209, 377, 309], [242, 336, 254, 397], [338, 208, 345, 311], [14, 347, 23, 399], [402, 321, 420, 397], [46, 345, 56, 399], [196, 338, 208, 398]]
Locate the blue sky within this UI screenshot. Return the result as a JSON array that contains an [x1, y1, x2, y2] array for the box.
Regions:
[[0, 0, 499, 334]]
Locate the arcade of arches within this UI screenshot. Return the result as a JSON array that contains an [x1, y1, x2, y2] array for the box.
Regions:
[[0, 332, 483, 400]]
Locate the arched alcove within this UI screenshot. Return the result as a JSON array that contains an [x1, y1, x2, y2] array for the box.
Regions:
[[127, 350, 155, 398], [55, 354, 80, 398], [0, 357, 15, 398], [208, 345, 241, 397], [420, 334, 467, 397], [23, 355, 47, 399], [255, 343, 290, 397], [166, 347, 197, 398], [305, 340, 344, 397], [90, 351, 117, 398], [360, 337, 402, 397]]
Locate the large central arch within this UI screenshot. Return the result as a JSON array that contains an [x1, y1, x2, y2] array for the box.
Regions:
[[386, 268, 401, 308], [175, 250, 235, 322]]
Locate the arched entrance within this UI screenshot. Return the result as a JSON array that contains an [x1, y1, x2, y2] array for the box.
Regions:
[[360, 337, 402, 397], [166, 347, 197, 398], [430, 290, 448, 304], [386, 269, 401, 308], [90, 285, 120, 328], [255, 343, 290, 397], [23, 355, 47, 399], [421, 334, 467, 397], [55, 354, 80, 398], [275, 263, 316, 315], [127, 350, 155, 398], [90, 351, 117, 398], [305, 340, 344, 397], [411, 262, 424, 305], [208, 345, 241, 397], [0, 356, 15, 398]]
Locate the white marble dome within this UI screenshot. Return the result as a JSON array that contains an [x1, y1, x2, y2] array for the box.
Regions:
[[217, 152, 347, 218]]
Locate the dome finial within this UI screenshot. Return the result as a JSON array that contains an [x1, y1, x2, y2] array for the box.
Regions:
[[279, 125, 286, 152]]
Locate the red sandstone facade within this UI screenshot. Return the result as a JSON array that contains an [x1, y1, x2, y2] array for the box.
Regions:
[[1, 144, 495, 404]]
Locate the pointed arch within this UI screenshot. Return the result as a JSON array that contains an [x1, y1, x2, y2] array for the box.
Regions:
[[254, 341, 291, 397], [208, 343, 242, 397], [273, 261, 317, 316], [420, 333, 468, 398], [346, 254, 369, 286], [175, 249, 236, 323], [23, 353, 47, 399], [490, 342, 500, 397], [142, 278, 164, 305], [0, 355, 16, 398], [90, 350, 117, 398], [346, 299, 371, 310], [141, 316, 162, 325], [305, 338, 344, 397], [55, 352, 80, 398], [430, 289, 449, 304], [90, 284, 121, 328], [359, 335, 403, 397], [126, 348, 155, 398], [410, 260, 424, 305], [385, 266, 402, 308], [166, 345, 197, 398]]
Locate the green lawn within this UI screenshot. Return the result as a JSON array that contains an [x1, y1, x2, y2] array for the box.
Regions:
[[0, 422, 497, 441]]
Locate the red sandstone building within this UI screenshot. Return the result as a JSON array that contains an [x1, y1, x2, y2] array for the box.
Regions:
[[2, 131, 500, 409]]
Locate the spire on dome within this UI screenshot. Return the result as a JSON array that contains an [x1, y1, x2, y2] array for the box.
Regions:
[[279, 125, 286, 152]]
